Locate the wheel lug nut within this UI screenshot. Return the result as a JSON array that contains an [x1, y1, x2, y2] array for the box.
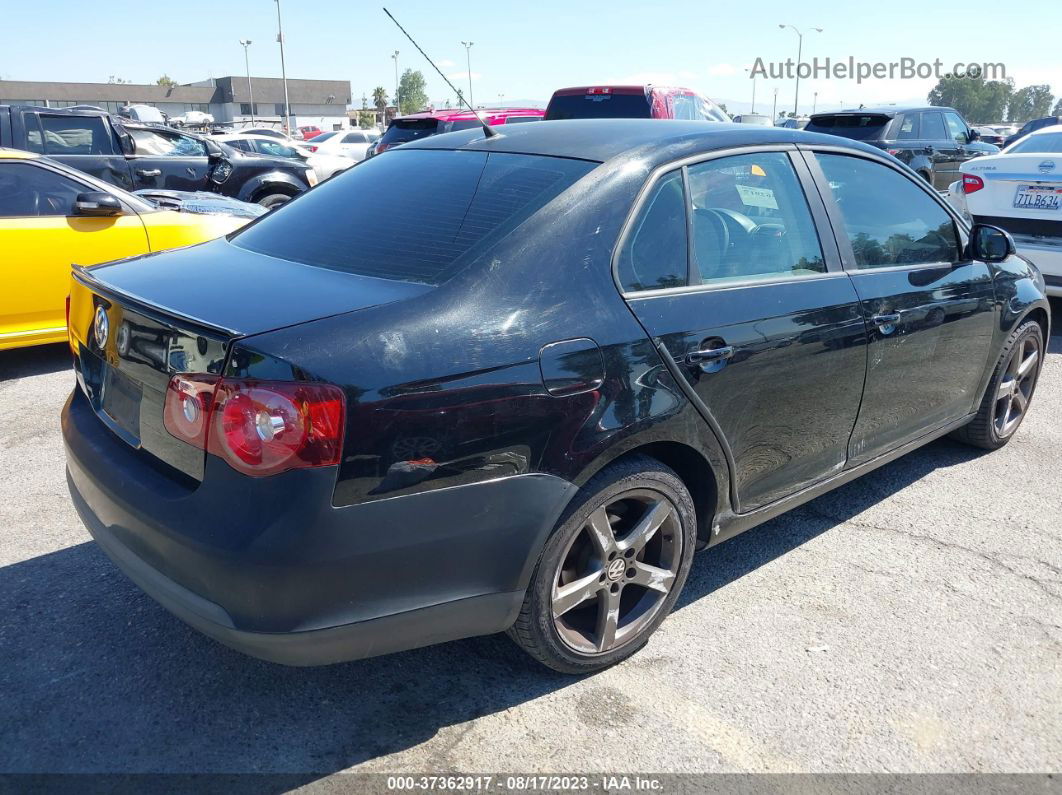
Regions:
[[610, 583, 620, 594], [624, 549, 635, 558], [626, 568, 635, 578]]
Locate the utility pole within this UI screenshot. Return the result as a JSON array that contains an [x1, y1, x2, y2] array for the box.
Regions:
[[239, 39, 254, 123], [392, 50, 400, 114], [772, 87, 778, 121], [274, 0, 291, 133], [461, 41, 474, 110], [778, 24, 822, 116]]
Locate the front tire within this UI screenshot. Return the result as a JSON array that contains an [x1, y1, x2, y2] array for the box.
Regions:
[[952, 319, 1043, 449], [508, 456, 697, 674]]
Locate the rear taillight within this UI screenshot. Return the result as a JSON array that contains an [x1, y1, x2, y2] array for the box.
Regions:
[[586, 87, 612, 95], [962, 174, 985, 194], [885, 148, 901, 156], [164, 375, 345, 477], [308, 145, 318, 152]]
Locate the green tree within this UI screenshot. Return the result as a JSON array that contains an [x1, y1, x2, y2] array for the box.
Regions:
[[1054, 98, 1062, 116], [1009, 85, 1054, 123], [356, 110, 375, 129], [372, 86, 389, 112], [398, 69, 428, 114], [156, 75, 177, 88], [928, 74, 1013, 123]]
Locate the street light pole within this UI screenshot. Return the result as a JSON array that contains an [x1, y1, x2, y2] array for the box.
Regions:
[[778, 23, 822, 117], [239, 39, 254, 124], [274, 0, 291, 134], [772, 87, 778, 121], [461, 41, 474, 110], [392, 50, 400, 114], [813, 91, 818, 114]]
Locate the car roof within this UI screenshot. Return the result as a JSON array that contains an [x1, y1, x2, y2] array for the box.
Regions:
[[549, 85, 695, 97], [403, 118, 884, 165], [811, 106, 954, 118], [394, 107, 543, 122]]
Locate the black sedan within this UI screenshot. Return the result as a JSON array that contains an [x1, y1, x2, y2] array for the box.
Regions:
[[63, 120, 1050, 673]]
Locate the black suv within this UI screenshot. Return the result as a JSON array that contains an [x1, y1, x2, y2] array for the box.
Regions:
[[804, 106, 999, 190], [0, 105, 315, 207]]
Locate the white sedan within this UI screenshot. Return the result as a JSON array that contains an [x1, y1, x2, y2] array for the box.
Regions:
[[948, 124, 1062, 296], [215, 134, 354, 182], [305, 129, 380, 162]]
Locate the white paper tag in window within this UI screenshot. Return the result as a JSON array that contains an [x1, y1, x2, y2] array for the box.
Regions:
[[735, 185, 778, 210]]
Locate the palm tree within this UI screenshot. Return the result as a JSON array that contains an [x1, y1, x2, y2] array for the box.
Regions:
[[372, 86, 389, 112]]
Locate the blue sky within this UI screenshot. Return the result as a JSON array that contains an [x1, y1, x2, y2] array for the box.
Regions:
[[4, 0, 1061, 115]]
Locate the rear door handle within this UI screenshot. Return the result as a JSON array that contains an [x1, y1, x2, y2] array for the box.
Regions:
[[872, 312, 901, 326], [136, 168, 161, 177], [686, 345, 735, 365]]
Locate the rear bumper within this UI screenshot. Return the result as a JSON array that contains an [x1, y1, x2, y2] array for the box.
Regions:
[[63, 388, 577, 665]]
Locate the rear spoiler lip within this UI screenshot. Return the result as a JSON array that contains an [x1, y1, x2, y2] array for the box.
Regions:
[[72, 265, 242, 339]]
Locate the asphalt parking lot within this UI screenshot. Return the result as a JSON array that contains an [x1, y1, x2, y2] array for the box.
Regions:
[[1, 300, 1059, 778]]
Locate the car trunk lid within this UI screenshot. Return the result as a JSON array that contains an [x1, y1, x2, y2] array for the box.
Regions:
[[68, 240, 431, 481], [964, 155, 1062, 229]]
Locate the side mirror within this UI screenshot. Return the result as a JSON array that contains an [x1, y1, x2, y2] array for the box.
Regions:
[[969, 223, 1015, 263], [73, 192, 123, 216], [968, 128, 980, 142], [208, 150, 226, 163]]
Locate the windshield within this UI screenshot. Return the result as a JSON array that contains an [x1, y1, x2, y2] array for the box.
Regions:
[[231, 149, 595, 285], [545, 93, 651, 120], [804, 114, 891, 140], [1007, 132, 1062, 154]]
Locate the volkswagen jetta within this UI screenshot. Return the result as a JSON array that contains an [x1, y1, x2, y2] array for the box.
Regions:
[[63, 120, 1050, 673]]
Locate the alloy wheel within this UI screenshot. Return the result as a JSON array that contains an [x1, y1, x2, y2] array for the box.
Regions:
[[551, 489, 682, 655], [993, 334, 1040, 438]]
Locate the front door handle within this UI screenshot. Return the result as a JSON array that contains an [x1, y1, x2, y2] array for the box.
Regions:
[[136, 168, 162, 178], [687, 345, 735, 365], [872, 313, 901, 326]]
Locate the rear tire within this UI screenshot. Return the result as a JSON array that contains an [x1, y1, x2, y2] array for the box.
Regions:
[[952, 319, 1043, 450], [256, 192, 294, 209], [508, 456, 697, 674]]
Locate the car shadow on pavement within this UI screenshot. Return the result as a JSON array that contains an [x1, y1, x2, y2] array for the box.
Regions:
[[0, 344, 70, 381], [0, 441, 983, 778]]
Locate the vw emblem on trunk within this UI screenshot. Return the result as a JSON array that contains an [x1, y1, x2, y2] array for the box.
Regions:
[[93, 306, 109, 348], [1039, 160, 1056, 174]]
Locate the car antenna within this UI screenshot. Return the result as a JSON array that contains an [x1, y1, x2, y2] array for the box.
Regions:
[[382, 7, 498, 138]]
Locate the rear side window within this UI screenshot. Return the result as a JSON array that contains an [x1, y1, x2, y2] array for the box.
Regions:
[[920, 112, 947, 140], [616, 171, 688, 292], [804, 114, 890, 140], [895, 114, 920, 139], [380, 119, 439, 145], [502, 115, 541, 125], [688, 153, 825, 283], [37, 114, 116, 155], [545, 93, 651, 121], [814, 153, 960, 268], [231, 149, 595, 285]]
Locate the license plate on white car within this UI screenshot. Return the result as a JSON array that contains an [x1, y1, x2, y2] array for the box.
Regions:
[[1013, 184, 1062, 211]]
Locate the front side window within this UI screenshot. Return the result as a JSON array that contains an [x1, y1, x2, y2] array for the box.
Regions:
[[944, 112, 970, 144], [0, 162, 85, 217], [38, 115, 115, 155], [687, 153, 825, 283], [815, 153, 960, 269], [616, 171, 688, 292], [130, 128, 207, 157], [232, 149, 595, 285]]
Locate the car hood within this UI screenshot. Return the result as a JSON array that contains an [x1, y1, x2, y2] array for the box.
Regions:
[[82, 237, 433, 337]]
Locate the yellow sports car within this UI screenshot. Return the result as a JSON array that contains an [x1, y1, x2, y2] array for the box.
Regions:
[[0, 148, 253, 351]]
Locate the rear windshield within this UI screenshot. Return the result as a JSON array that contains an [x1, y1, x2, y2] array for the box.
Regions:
[[1008, 132, 1062, 153], [380, 119, 440, 145], [545, 93, 651, 121], [804, 114, 891, 140], [231, 149, 596, 285]]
